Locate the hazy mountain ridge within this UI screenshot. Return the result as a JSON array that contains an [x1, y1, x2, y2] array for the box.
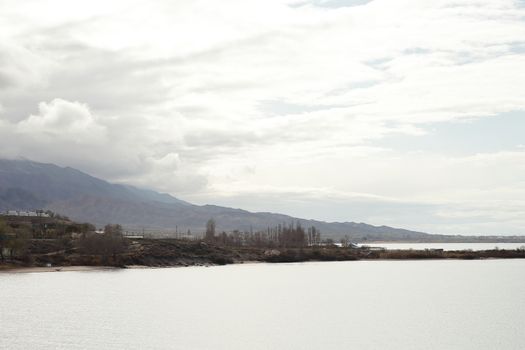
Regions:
[[0, 158, 509, 242]]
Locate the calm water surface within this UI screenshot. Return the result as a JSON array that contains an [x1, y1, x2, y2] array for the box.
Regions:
[[364, 242, 525, 251], [1, 260, 525, 350]]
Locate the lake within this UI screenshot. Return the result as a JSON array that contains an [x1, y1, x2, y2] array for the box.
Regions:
[[362, 242, 525, 251], [1, 260, 525, 350]]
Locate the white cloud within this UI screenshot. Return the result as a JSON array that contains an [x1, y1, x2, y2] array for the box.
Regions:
[[17, 99, 106, 142], [0, 98, 205, 193], [0, 43, 52, 92]]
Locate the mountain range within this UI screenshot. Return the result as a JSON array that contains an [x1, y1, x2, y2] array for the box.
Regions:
[[0, 158, 510, 242]]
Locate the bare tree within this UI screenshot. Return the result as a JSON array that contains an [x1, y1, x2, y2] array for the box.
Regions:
[[0, 219, 7, 261], [205, 219, 216, 241], [77, 224, 128, 264], [103, 224, 128, 262]]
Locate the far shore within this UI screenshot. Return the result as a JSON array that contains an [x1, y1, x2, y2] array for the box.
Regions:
[[362, 240, 525, 244]]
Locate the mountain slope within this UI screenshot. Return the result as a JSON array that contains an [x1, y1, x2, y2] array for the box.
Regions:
[[0, 159, 434, 240], [0, 159, 190, 205]]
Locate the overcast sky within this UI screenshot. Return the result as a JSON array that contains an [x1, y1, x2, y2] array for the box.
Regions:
[[1, 0, 524, 235]]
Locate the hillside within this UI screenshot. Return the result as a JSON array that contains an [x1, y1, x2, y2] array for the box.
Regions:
[[0, 159, 517, 242]]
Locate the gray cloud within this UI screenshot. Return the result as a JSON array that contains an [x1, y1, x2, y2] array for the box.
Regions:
[[0, 0, 524, 234]]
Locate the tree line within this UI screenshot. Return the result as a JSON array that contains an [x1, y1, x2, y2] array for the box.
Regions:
[[204, 218, 321, 248], [0, 216, 128, 265]]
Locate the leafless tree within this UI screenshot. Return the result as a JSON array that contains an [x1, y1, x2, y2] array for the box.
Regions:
[[205, 219, 216, 241]]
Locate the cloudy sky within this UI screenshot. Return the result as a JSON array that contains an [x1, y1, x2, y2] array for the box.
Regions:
[[1, 0, 524, 235]]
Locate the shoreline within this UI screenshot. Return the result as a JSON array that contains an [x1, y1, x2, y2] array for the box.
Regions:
[[0, 266, 118, 274], [2, 256, 525, 274], [2, 238, 524, 273], [0, 259, 264, 274]]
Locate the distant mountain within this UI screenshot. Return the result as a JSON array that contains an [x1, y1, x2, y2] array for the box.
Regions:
[[0, 159, 449, 241]]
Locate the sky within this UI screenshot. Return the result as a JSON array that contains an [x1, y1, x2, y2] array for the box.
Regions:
[[0, 0, 524, 235]]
